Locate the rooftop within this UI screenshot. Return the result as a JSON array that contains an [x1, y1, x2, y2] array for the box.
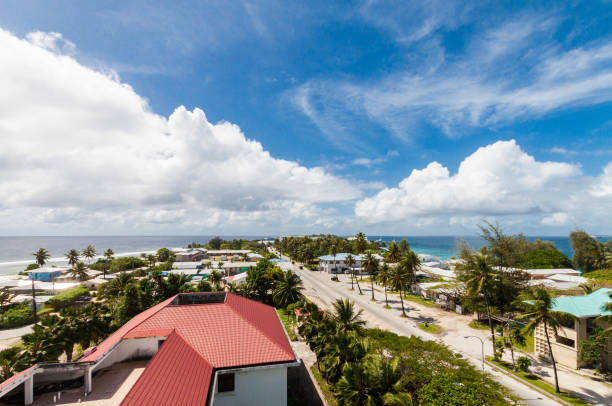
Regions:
[[318, 253, 365, 261], [551, 288, 612, 318]]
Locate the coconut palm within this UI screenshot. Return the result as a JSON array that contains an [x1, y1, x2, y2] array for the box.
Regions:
[[385, 241, 401, 263], [504, 322, 525, 371], [458, 253, 497, 355], [363, 252, 379, 301], [208, 269, 223, 290], [330, 245, 338, 273], [273, 270, 304, 308], [377, 262, 392, 308], [65, 249, 80, 267], [345, 254, 356, 290], [31, 248, 50, 323], [389, 264, 409, 317], [104, 248, 114, 261], [70, 262, 89, 281], [322, 329, 368, 383], [102, 248, 114, 280], [82, 245, 97, 265], [332, 298, 366, 333], [398, 250, 420, 286], [517, 287, 569, 393]]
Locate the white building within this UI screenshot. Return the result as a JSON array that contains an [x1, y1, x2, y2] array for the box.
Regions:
[[317, 253, 365, 274]]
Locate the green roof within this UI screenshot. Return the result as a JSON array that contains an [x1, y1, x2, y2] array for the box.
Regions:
[[551, 288, 612, 318]]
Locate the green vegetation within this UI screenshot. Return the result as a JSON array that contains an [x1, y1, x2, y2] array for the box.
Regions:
[[298, 300, 512, 405], [488, 357, 589, 406], [0, 303, 34, 329], [188, 237, 269, 256], [468, 320, 490, 330], [36, 308, 54, 318], [570, 230, 612, 272], [47, 285, 89, 310], [401, 292, 436, 307], [582, 269, 612, 282], [274, 233, 380, 264], [418, 322, 442, 334], [276, 308, 298, 341], [515, 249, 573, 269]]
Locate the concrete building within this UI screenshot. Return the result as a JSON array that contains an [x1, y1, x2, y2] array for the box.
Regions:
[[534, 288, 612, 369], [521, 268, 580, 280], [222, 262, 256, 276], [317, 253, 365, 273], [0, 292, 298, 405], [174, 249, 206, 262]]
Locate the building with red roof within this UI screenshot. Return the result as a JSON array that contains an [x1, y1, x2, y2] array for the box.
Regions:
[[0, 292, 299, 405]]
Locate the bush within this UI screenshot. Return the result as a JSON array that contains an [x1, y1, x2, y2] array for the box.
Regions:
[[36, 308, 54, 318], [0, 303, 34, 328], [516, 250, 573, 269], [517, 356, 531, 372], [19, 263, 40, 276], [582, 269, 612, 282], [47, 285, 89, 310], [109, 257, 146, 273]]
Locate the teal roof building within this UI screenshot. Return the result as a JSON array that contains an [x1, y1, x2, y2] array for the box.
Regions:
[[551, 288, 612, 318]]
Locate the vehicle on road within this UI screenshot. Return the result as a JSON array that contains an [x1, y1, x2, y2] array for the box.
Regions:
[[330, 276, 339, 281]]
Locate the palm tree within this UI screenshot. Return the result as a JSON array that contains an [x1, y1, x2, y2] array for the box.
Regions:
[[65, 249, 80, 267], [0, 288, 15, 308], [377, 263, 392, 308], [82, 245, 97, 265], [332, 298, 366, 332], [505, 323, 526, 371], [208, 269, 223, 290], [398, 250, 420, 287], [330, 245, 338, 273], [31, 248, 50, 323], [517, 287, 569, 393], [273, 270, 304, 308], [70, 262, 89, 281], [103, 248, 114, 280], [363, 252, 379, 301], [390, 264, 409, 317], [104, 248, 114, 261], [345, 254, 356, 290], [386, 241, 400, 263], [458, 253, 497, 355]]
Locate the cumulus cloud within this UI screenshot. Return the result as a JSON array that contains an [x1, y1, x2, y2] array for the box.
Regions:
[[355, 140, 591, 222], [25, 31, 76, 55], [0, 29, 359, 233]]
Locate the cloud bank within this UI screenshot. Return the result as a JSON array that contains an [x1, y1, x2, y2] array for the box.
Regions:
[[0, 29, 358, 233]]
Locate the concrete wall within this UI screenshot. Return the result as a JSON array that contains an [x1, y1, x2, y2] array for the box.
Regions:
[[93, 337, 164, 372], [210, 365, 288, 406]]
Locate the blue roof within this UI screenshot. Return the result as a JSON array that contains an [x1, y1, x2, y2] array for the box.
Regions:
[[551, 288, 612, 318], [318, 253, 365, 261]]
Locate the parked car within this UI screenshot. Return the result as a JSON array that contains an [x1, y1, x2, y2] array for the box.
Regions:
[[331, 276, 339, 282], [78, 296, 92, 301]]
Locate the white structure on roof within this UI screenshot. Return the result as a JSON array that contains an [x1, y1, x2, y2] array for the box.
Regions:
[[521, 268, 579, 280], [173, 261, 203, 270], [420, 265, 456, 280]]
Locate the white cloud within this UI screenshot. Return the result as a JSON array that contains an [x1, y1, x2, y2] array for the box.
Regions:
[[355, 140, 584, 222], [541, 212, 569, 226], [351, 157, 386, 167], [25, 31, 76, 55], [0, 29, 360, 233]]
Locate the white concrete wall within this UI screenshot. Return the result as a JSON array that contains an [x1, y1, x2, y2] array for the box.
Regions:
[[93, 337, 164, 372], [210, 365, 287, 406]]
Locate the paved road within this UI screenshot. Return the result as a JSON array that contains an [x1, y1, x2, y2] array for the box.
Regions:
[[276, 256, 561, 406], [0, 324, 33, 340]]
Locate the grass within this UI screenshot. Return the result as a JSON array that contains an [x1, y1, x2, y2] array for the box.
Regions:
[[469, 320, 491, 330], [488, 357, 589, 406], [418, 322, 442, 334], [582, 269, 612, 283], [310, 365, 336, 405], [490, 333, 535, 354], [402, 293, 437, 308], [277, 308, 298, 341]]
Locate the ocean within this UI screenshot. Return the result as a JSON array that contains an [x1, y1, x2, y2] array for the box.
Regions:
[[0, 235, 609, 276]]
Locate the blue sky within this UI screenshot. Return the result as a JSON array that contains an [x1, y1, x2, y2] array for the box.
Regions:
[[1, 1, 612, 235]]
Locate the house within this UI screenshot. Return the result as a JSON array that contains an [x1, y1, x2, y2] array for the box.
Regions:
[[222, 262, 256, 276], [175, 249, 206, 262], [0, 292, 299, 405], [533, 288, 612, 369], [27, 268, 65, 281], [521, 268, 580, 280], [317, 253, 365, 274]]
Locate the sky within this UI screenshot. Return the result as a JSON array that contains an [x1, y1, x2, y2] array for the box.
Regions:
[[1, 0, 612, 236]]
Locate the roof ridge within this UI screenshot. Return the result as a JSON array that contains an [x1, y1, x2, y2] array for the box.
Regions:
[[225, 294, 294, 358], [122, 295, 178, 337]]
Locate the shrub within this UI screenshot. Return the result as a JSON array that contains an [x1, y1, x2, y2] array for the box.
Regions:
[[36, 308, 54, 318], [47, 285, 89, 310], [109, 257, 146, 273], [516, 250, 573, 269], [0, 303, 34, 328], [517, 356, 531, 372], [19, 263, 40, 276]]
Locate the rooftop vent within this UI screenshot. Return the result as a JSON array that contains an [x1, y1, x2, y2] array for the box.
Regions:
[[170, 292, 227, 306]]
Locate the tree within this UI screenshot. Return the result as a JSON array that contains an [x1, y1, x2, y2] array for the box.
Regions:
[[354, 232, 368, 254], [208, 236, 223, 250], [390, 264, 409, 317], [385, 241, 400, 263], [363, 253, 379, 301], [578, 326, 606, 370], [517, 287, 570, 393], [346, 254, 356, 290], [504, 323, 525, 370], [398, 239, 409, 255], [197, 280, 212, 292], [82, 245, 97, 265], [377, 262, 392, 308], [70, 262, 89, 281], [0, 347, 23, 381], [332, 298, 366, 333], [0, 288, 15, 308], [330, 245, 338, 273], [398, 250, 420, 287], [457, 253, 497, 356], [156, 248, 172, 262], [208, 269, 223, 290], [31, 248, 50, 323], [570, 230, 604, 272], [104, 248, 114, 261], [65, 249, 80, 267], [273, 270, 304, 308], [103, 248, 114, 280], [118, 284, 142, 324]]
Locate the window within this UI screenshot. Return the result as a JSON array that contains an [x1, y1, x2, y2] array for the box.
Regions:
[[217, 373, 235, 393], [555, 335, 575, 348]]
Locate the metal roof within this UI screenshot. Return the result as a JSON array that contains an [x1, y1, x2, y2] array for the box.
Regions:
[[551, 288, 612, 318], [318, 253, 365, 261]]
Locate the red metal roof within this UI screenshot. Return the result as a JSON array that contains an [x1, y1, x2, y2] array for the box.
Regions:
[[0, 364, 37, 391], [120, 331, 213, 406]]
